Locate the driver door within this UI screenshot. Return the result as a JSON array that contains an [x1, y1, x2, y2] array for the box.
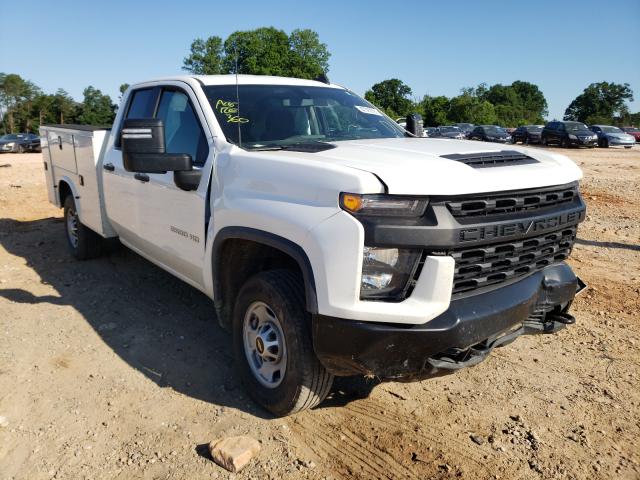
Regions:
[[131, 84, 213, 289]]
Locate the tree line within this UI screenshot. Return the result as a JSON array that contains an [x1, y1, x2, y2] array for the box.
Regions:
[[0, 73, 128, 134], [365, 78, 638, 127], [2, 26, 637, 134]]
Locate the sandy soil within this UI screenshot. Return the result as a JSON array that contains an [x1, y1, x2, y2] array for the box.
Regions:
[[0, 146, 639, 480]]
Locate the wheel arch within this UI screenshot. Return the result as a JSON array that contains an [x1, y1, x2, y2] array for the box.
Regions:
[[212, 227, 318, 329]]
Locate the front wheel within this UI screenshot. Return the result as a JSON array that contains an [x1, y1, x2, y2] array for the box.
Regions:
[[63, 195, 102, 260], [602, 139, 609, 148], [233, 270, 333, 416], [560, 138, 569, 148]]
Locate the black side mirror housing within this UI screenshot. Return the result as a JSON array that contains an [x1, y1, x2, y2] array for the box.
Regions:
[[121, 118, 192, 174], [406, 113, 423, 137]]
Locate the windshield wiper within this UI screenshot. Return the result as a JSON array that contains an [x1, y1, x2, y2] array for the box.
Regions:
[[249, 140, 336, 153]]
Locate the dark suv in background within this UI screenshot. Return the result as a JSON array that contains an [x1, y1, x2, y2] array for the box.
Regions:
[[541, 121, 597, 148], [511, 125, 544, 144]]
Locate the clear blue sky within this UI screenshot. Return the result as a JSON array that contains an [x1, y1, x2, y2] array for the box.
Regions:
[[1, 0, 639, 121]]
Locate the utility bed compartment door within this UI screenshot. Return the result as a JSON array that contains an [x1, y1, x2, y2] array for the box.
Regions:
[[47, 131, 77, 174]]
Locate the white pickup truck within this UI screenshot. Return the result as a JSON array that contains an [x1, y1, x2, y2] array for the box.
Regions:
[[40, 75, 586, 416]]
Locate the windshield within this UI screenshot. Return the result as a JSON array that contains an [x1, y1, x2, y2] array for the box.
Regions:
[[599, 126, 623, 133], [565, 122, 589, 132], [0, 134, 19, 140], [526, 126, 543, 132], [203, 85, 406, 149], [440, 126, 461, 133]]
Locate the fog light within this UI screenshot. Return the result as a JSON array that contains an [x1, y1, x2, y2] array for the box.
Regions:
[[360, 247, 422, 300]]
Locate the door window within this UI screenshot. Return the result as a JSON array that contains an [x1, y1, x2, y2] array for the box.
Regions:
[[115, 88, 158, 148], [156, 89, 208, 167]]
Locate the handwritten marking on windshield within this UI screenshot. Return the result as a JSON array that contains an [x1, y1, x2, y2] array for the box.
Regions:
[[215, 99, 249, 123]]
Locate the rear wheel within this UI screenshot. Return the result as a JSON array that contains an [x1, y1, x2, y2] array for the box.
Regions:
[[233, 269, 333, 416], [63, 195, 102, 260]]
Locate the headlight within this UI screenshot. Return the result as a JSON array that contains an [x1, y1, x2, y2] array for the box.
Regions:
[[568, 134, 577, 140], [340, 193, 428, 217], [6, 142, 15, 147], [360, 247, 422, 300]]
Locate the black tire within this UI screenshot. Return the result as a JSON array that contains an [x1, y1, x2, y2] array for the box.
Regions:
[[17, 144, 25, 154], [63, 195, 102, 260], [560, 137, 569, 148], [541, 136, 548, 146], [233, 269, 333, 416], [602, 138, 609, 148], [524, 135, 530, 145]]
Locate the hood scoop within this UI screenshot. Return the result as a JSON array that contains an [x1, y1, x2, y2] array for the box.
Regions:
[[440, 150, 539, 168]]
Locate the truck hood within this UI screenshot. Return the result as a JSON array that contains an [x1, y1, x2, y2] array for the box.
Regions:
[[277, 138, 583, 195]]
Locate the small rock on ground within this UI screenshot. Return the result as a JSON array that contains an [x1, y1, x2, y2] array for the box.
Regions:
[[209, 435, 261, 473]]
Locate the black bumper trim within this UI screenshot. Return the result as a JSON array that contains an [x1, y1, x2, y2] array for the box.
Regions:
[[312, 263, 579, 379]]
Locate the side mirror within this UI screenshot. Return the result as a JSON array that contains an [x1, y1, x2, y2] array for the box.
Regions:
[[121, 118, 192, 174], [405, 113, 424, 137]]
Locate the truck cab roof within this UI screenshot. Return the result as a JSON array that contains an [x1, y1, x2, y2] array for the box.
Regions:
[[130, 74, 342, 90]]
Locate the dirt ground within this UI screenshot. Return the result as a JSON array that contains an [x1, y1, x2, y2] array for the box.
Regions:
[[1, 146, 639, 480]]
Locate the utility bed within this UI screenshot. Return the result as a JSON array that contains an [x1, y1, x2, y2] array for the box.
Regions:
[[40, 125, 116, 238]]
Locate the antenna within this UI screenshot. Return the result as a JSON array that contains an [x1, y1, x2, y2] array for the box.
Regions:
[[234, 45, 242, 148]]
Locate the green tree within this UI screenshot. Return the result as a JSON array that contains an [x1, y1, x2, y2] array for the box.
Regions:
[[223, 27, 291, 76], [447, 91, 497, 125], [51, 89, 78, 124], [0, 73, 41, 133], [420, 95, 450, 126], [118, 83, 130, 102], [287, 29, 330, 79], [183, 28, 330, 79], [364, 79, 414, 118], [564, 82, 634, 124], [511, 81, 548, 123], [182, 36, 224, 75], [76, 86, 115, 125]]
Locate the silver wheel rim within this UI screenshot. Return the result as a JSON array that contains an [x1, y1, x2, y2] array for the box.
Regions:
[[66, 206, 79, 248], [243, 301, 287, 388]]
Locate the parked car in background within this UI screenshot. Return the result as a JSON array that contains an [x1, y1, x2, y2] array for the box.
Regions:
[[454, 123, 475, 138], [620, 126, 640, 143], [424, 126, 437, 137], [0, 133, 41, 153], [541, 121, 597, 148], [589, 125, 635, 149], [432, 126, 466, 139], [468, 125, 511, 143], [512, 125, 544, 145]]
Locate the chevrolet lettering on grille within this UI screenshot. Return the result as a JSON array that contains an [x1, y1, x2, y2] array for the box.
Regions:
[[458, 210, 585, 243]]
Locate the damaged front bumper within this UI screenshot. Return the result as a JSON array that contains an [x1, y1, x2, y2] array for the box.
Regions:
[[312, 262, 585, 380]]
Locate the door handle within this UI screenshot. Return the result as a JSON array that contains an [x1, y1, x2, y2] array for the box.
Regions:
[[103, 163, 115, 172], [134, 173, 149, 183]]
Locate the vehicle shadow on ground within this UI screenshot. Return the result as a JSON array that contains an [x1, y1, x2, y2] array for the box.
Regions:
[[576, 238, 640, 252], [0, 217, 374, 418]]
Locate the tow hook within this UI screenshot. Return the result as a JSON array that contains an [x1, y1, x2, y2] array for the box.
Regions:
[[546, 311, 576, 325]]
